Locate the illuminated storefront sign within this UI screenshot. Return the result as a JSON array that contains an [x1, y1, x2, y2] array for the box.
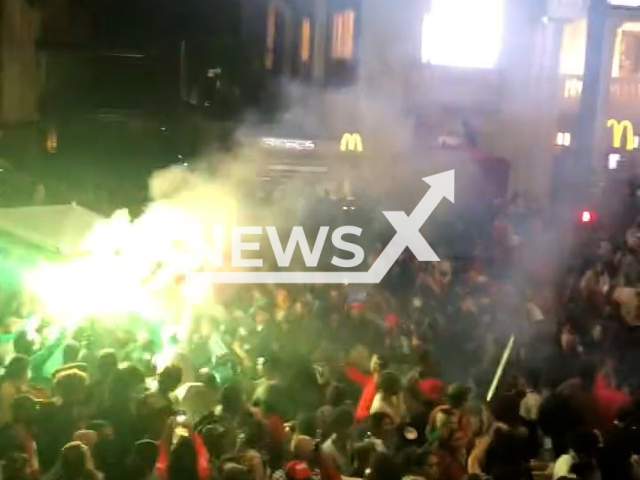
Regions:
[[608, 0, 640, 7], [556, 120, 640, 150], [262, 138, 316, 150], [269, 165, 328, 173], [340, 133, 363, 152], [608, 119, 635, 150]]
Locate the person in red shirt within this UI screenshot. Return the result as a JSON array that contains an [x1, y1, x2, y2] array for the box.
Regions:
[[286, 436, 342, 480], [415, 350, 444, 402], [593, 367, 630, 427], [156, 417, 210, 480], [343, 354, 388, 422]]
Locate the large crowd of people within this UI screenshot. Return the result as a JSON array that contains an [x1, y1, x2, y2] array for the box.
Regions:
[[0, 188, 639, 480]]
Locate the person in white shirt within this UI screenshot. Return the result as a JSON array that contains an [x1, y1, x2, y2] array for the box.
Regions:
[[552, 429, 601, 480], [175, 370, 219, 424]]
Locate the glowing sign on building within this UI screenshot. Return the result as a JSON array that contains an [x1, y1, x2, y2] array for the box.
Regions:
[[608, 119, 635, 150], [608, 0, 640, 7], [556, 120, 640, 150], [262, 138, 316, 150], [340, 133, 363, 152]]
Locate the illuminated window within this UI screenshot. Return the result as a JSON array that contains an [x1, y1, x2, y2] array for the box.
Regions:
[[559, 19, 586, 75], [563, 77, 583, 98], [266, 4, 277, 69], [332, 9, 355, 60], [560, 20, 640, 78], [612, 22, 640, 77], [300, 18, 311, 63], [556, 132, 571, 146], [421, 0, 503, 68]]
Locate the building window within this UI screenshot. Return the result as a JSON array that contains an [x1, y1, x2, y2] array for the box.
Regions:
[[559, 19, 586, 76], [563, 77, 583, 99], [266, 4, 277, 69], [612, 22, 640, 77], [559, 20, 640, 78], [332, 9, 355, 60], [556, 132, 571, 146], [300, 17, 311, 62], [608, 153, 621, 170], [421, 0, 503, 68]]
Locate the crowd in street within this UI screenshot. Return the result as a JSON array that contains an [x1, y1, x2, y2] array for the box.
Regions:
[[0, 189, 639, 480]]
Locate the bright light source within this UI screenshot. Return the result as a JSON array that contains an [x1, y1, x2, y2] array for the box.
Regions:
[[581, 211, 594, 223], [556, 132, 571, 146], [262, 138, 316, 150], [421, 0, 504, 68], [608, 153, 621, 170], [608, 0, 640, 6]]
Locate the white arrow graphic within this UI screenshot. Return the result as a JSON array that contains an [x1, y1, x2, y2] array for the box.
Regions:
[[367, 169, 454, 283], [192, 170, 454, 283]]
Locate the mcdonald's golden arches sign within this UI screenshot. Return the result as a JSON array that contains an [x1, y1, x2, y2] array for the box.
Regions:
[[340, 133, 363, 152], [608, 119, 637, 151]]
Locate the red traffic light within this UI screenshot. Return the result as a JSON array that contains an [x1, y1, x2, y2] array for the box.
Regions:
[[580, 210, 594, 223]]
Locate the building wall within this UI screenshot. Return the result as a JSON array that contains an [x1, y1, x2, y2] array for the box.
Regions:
[[351, 0, 572, 202], [358, 0, 421, 102], [352, 0, 534, 194], [495, 4, 553, 198], [517, 21, 565, 203], [1, 0, 40, 124], [39, 0, 92, 47], [241, 0, 636, 201]]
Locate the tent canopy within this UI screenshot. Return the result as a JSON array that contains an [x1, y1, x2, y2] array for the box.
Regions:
[[0, 204, 105, 255]]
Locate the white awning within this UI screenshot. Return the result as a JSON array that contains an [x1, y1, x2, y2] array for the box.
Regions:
[[0, 204, 105, 255]]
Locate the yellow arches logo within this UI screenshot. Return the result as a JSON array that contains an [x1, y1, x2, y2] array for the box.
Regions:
[[340, 133, 363, 152], [608, 119, 634, 151]]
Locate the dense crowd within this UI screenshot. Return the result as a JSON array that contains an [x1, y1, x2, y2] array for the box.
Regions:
[[1, 190, 640, 480]]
